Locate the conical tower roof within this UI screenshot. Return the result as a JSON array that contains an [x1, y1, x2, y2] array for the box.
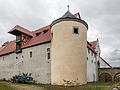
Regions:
[[61, 11, 76, 19], [50, 10, 88, 29]]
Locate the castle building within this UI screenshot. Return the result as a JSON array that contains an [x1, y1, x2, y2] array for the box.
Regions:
[[0, 9, 111, 86]]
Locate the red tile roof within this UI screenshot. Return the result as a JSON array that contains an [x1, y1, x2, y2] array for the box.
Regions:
[[32, 25, 50, 34], [0, 40, 16, 55], [23, 25, 51, 48], [0, 24, 96, 56], [8, 25, 33, 37], [74, 12, 81, 19], [0, 13, 96, 56], [0, 46, 5, 51], [0, 25, 51, 56], [89, 41, 97, 50]]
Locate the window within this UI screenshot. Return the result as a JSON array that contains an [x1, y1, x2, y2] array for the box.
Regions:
[[47, 48, 50, 52], [46, 47, 50, 60], [94, 54, 96, 58], [97, 61, 100, 68], [73, 26, 79, 34], [91, 60, 93, 63], [51, 32, 53, 37], [48, 53, 50, 59], [91, 51, 93, 56], [30, 51, 32, 58], [22, 56, 24, 58], [94, 61, 96, 64], [43, 30, 48, 34], [3, 57, 4, 61], [36, 32, 41, 36], [16, 57, 18, 59], [88, 48, 90, 53]]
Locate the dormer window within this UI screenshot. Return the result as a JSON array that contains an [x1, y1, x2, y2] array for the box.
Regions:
[[8, 25, 33, 53], [73, 26, 79, 34], [36, 32, 41, 36], [43, 30, 48, 34]]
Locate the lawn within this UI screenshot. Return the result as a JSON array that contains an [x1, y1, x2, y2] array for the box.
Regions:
[[0, 81, 119, 90], [0, 81, 13, 90], [40, 82, 120, 90]]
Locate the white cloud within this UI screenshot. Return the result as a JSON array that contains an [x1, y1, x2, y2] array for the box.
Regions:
[[0, 0, 120, 67]]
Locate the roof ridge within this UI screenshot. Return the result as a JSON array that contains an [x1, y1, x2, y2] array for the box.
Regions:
[[8, 25, 33, 36], [33, 25, 50, 34]]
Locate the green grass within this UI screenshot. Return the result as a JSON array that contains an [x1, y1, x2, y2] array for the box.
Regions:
[[0, 81, 119, 90], [0, 81, 14, 90], [40, 82, 120, 90]]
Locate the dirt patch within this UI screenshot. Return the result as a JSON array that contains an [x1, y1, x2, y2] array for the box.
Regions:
[[10, 83, 47, 90]]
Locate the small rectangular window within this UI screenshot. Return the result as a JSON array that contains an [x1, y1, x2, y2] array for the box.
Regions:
[[30, 51, 32, 58], [73, 26, 79, 34], [91, 51, 93, 56], [47, 48, 50, 52], [16, 57, 18, 59], [94, 61, 96, 64], [3, 57, 4, 61], [91, 60, 93, 63], [48, 53, 50, 59], [94, 54, 96, 58], [88, 48, 90, 53], [51, 32, 53, 37], [46, 47, 50, 60], [87, 57, 88, 60]]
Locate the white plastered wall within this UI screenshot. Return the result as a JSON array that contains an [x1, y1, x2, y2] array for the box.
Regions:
[[0, 42, 51, 84]]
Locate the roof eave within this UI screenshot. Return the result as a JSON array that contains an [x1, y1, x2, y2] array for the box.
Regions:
[[50, 18, 88, 29]]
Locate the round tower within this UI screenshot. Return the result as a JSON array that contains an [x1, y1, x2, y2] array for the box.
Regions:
[[50, 9, 88, 86]]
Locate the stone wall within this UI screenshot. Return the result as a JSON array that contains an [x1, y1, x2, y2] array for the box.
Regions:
[[98, 68, 120, 82]]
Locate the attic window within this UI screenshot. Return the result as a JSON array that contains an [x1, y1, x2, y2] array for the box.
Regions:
[[43, 30, 48, 34], [36, 32, 41, 36], [73, 27, 79, 34]]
